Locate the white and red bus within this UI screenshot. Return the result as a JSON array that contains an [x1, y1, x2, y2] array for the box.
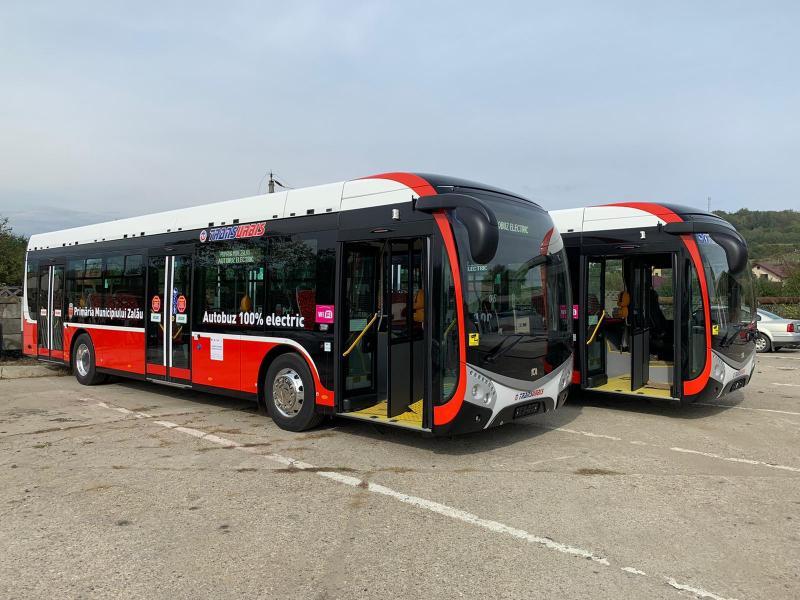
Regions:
[[23, 173, 573, 434], [552, 202, 756, 404]]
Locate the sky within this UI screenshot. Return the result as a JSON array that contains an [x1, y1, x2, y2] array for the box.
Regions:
[[1, 1, 798, 236]]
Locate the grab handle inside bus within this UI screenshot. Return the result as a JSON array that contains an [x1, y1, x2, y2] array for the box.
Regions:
[[586, 310, 606, 345], [342, 313, 379, 357]]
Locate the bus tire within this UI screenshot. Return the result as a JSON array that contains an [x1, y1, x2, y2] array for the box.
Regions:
[[72, 333, 108, 386], [265, 353, 322, 432]]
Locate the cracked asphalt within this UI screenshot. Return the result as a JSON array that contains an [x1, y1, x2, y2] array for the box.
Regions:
[[1, 351, 798, 600]]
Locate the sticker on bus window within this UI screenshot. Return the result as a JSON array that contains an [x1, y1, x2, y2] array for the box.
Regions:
[[151, 295, 161, 313], [712, 324, 720, 336], [151, 313, 161, 323], [573, 304, 579, 319], [176, 314, 187, 324], [515, 317, 530, 334], [315, 305, 334, 324], [469, 333, 480, 346]]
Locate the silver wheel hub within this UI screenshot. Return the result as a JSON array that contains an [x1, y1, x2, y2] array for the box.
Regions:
[[272, 368, 304, 417], [755, 336, 767, 352], [75, 343, 91, 377]]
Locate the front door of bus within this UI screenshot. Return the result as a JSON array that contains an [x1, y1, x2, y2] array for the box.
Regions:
[[629, 260, 650, 391], [146, 254, 192, 383], [340, 238, 427, 422], [36, 263, 65, 360]]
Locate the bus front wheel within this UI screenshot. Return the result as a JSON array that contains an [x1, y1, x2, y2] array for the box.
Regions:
[[265, 353, 322, 432], [72, 333, 108, 386]]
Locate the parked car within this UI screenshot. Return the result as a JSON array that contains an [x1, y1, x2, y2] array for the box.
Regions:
[[756, 309, 800, 352]]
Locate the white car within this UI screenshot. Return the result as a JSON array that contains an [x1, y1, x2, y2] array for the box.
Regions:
[[756, 309, 800, 353]]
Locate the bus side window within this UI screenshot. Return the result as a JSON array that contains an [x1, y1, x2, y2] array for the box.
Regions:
[[66, 257, 103, 322], [194, 240, 266, 330], [435, 245, 459, 404], [26, 260, 38, 319], [685, 259, 706, 379], [266, 236, 321, 330]]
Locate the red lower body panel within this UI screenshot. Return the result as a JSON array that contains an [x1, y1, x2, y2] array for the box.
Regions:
[[23, 321, 37, 356], [64, 326, 145, 375]]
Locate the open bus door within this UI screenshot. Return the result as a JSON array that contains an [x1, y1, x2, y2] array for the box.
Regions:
[[583, 256, 608, 388], [582, 254, 678, 398], [630, 259, 650, 391], [339, 237, 428, 428]]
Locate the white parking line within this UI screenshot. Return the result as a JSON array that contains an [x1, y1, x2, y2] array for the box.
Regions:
[[772, 383, 800, 387], [667, 578, 734, 600], [670, 447, 800, 473], [694, 403, 800, 417], [95, 401, 737, 600], [537, 424, 799, 473]]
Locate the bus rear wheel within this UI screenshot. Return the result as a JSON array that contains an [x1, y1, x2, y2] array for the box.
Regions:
[[72, 333, 108, 386], [265, 353, 322, 432]]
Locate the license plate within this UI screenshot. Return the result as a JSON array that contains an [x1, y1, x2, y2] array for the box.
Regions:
[[513, 402, 542, 419]]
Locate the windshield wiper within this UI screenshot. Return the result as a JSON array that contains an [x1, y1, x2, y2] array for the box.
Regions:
[[483, 336, 523, 363], [719, 323, 747, 347]]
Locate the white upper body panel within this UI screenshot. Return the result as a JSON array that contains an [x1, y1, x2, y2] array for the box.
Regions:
[[551, 205, 668, 234], [27, 175, 423, 251]]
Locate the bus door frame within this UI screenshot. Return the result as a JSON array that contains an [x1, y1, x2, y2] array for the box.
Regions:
[[629, 257, 650, 391], [579, 254, 609, 389], [145, 247, 194, 385], [335, 225, 433, 429], [36, 260, 66, 361]]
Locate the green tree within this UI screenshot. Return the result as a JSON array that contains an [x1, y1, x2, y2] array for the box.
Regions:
[[0, 216, 28, 287]]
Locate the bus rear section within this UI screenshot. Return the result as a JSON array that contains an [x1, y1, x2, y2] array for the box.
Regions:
[[22, 172, 572, 435], [553, 202, 756, 404]]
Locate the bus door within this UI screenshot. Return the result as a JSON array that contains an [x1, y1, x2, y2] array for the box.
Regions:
[[340, 238, 428, 425], [36, 263, 65, 360], [629, 259, 650, 391], [583, 257, 629, 391], [583, 257, 608, 387], [146, 253, 192, 383]]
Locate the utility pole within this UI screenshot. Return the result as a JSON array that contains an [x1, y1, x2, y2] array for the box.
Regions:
[[268, 171, 275, 194], [707, 196, 711, 212]]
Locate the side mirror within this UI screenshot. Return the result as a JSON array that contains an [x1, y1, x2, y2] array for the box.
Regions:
[[453, 206, 499, 264], [415, 193, 499, 264], [711, 232, 749, 274], [756, 313, 762, 321]]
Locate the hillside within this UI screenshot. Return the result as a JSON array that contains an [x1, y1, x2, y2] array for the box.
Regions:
[[713, 208, 800, 261]]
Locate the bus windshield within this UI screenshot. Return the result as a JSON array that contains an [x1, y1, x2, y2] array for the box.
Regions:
[[458, 195, 572, 382], [695, 233, 756, 362]]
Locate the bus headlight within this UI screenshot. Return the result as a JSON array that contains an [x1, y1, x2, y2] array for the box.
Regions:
[[468, 370, 497, 406], [712, 358, 725, 382], [560, 366, 571, 390]]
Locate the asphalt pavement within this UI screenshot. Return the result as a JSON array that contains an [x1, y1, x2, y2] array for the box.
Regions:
[[1, 351, 798, 599]]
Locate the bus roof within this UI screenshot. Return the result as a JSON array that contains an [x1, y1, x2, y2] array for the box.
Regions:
[[551, 202, 727, 234], [27, 172, 539, 251], [25, 173, 420, 250]]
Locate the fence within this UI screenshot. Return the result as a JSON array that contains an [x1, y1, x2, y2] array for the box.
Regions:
[[0, 286, 22, 358]]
